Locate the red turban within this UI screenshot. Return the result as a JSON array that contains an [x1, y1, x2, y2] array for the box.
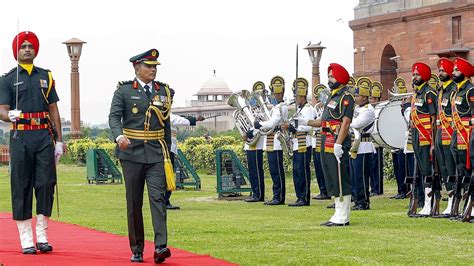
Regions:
[[412, 62, 431, 82], [12, 31, 39, 60], [454, 57, 473, 77], [437, 58, 454, 77], [328, 63, 350, 84]]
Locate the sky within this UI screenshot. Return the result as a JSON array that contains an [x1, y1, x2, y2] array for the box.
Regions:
[[0, 0, 358, 125]]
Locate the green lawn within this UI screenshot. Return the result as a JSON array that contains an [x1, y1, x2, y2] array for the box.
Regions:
[[0, 165, 472, 265]]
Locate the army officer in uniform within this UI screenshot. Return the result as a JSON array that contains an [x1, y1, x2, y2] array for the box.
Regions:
[[109, 49, 173, 263], [302, 63, 355, 226]]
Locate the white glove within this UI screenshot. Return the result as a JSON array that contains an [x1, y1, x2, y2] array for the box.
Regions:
[[8, 110, 21, 122], [334, 143, 343, 163], [55, 142, 64, 165]]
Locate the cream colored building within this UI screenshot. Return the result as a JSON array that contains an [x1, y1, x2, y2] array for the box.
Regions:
[[173, 75, 236, 133]]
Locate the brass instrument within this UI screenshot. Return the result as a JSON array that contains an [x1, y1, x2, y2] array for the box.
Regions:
[[228, 90, 260, 145], [388, 91, 414, 101]]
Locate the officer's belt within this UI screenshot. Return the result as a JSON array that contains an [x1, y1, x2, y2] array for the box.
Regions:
[[17, 118, 49, 125], [12, 111, 50, 131], [123, 128, 165, 140]]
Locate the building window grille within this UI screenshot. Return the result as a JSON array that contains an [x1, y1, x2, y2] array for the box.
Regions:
[[452, 16, 462, 44]]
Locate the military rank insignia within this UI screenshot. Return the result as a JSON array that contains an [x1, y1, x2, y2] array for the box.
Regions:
[[152, 95, 163, 107], [131, 104, 139, 114], [40, 79, 48, 88], [427, 98, 432, 104], [455, 96, 462, 105], [442, 98, 449, 106], [343, 99, 349, 106], [469, 96, 474, 103], [327, 100, 337, 109], [133, 81, 138, 89], [415, 98, 424, 106]]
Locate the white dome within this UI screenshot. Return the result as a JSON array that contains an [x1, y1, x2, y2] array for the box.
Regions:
[[201, 77, 229, 90], [196, 76, 232, 96]]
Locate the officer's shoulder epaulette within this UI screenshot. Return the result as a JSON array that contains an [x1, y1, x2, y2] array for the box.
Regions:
[[116, 80, 133, 90], [343, 91, 356, 100], [3, 68, 16, 77], [169, 87, 175, 98], [155, 81, 168, 87], [34, 66, 49, 73]]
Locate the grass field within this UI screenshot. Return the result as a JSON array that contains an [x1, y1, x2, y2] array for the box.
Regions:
[[0, 164, 473, 265]]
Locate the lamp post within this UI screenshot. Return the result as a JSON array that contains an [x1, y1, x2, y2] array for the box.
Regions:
[[304, 42, 326, 90], [62, 38, 86, 139]]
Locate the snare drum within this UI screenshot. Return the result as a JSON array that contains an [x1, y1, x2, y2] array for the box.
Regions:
[[371, 100, 407, 149]]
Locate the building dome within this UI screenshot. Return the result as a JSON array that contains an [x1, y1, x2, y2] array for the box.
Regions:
[[196, 74, 232, 96]]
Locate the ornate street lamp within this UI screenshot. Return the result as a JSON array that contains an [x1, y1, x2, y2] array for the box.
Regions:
[[62, 38, 86, 139], [304, 42, 326, 90]]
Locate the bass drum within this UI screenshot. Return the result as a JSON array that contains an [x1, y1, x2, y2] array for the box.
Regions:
[[372, 100, 407, 149]]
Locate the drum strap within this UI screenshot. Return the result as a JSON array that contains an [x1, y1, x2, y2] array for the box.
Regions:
[[451, 98, 471, 170]]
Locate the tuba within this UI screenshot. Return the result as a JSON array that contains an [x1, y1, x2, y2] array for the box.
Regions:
[[228, 90, 261, 145], [250, 85, 294, 157]]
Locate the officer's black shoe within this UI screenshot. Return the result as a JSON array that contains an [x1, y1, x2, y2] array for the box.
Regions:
[[442, 197, 448, 202], [154, 247, 171, 264], [321, 221, 350, 227], [36, 242, 53, 253], [264, 199, 284, 205], [244, 197, 260, 202], [327, 203, 335, 209], [312, 193, 331, 200], [22, 246, 37, 254], [370, 192, 380, 197], [166, 204, 181, 210], [130, 252, 144, 263], [352, 205, 370, 211], [395, 194, 406, 199], [432, 214, 451, 219], [288, 199, 309, 207]]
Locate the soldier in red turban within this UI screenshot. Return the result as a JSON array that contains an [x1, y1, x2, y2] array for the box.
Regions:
[[408, 62, 437, 217], [451, 57, 474, 221], [0, 31, 63, 254], [434, 58, 457, 217]]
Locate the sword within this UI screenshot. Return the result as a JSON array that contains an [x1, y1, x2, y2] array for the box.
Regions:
[[12, 17, 20, 139], [336, 156, 343, 202]]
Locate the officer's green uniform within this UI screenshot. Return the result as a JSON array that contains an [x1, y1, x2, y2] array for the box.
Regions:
[[0, 66, 59, 221], [320, 86, 355, 197], [108, 49, 173, 254], [435, 80, 456, 191]]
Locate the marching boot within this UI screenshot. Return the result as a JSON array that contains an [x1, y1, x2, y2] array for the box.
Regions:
[[437, 194, 454, 218], [16, 219, 36, 254], [36, 214, 53, 253], [321, 198, 341, 226], [417, 187, 432, 217], [322, 196, 350, 227]]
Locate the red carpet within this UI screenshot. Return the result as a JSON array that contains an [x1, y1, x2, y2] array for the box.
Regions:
[[0, 213, 236, 266]]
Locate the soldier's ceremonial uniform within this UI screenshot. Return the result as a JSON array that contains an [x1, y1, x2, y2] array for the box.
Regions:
[[166, 113, 200, 210], [320, 63, 355, 226], [349, 78, 375, 210], [369, 82, 384, 195], [288, 78, 315, 207], [451, 57, 474, 220], [258, 77, 288, 205], [0, 31, 63, 254], [434, 58, 457, 217], [311, 84, 329, 200], [244, 82, 266, 203], [410, 62, 438, 217], [109, 49, 173, 263]]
